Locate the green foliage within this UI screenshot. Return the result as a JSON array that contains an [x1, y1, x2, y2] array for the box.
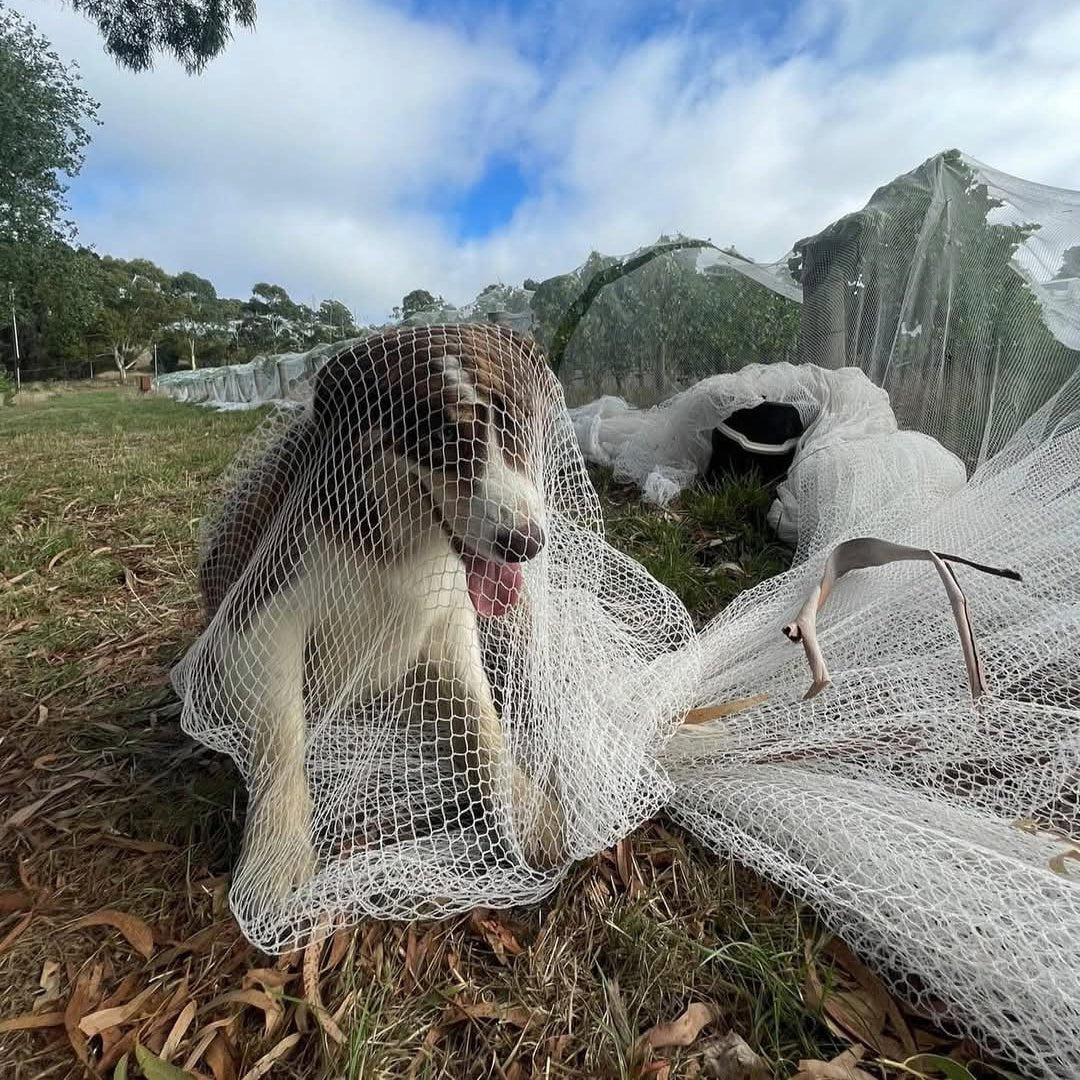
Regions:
[[134, 1040, 198, 1079], [595, 465, 790, 626], [163, 270, 225, 369], [171, 270, 218, 303], [1, 241, 103, 378], [400, 288, 440, 320], [0, 5, 100, 380], [530, 251, 619, 356], [474, 282, 532, 315], [544, 237, 800, 400], [231, 283, 357, 355], [544, 238, 715, 377], [0, 5, 100, 245], [239, 281, 305, 353], [152, 335, 185, 374], [1055, 244, 1080, 280], [90, 256, 184, 380], [792, 149, 1080, 465], [316, 298, 359, 341], [67, 0, 256, 74]]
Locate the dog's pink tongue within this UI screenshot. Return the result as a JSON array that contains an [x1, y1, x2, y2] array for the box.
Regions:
[[464, 556, 523, 617]]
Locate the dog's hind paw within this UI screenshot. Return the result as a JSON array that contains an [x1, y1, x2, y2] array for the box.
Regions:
[[242, 789, 319, 901]]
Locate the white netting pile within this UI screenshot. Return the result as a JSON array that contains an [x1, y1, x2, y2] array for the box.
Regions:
[[569, 363, 967, 555], [172, 148, 1080, 1080], [152, 338, 368, 411], [668, 386, 1080, 1074]]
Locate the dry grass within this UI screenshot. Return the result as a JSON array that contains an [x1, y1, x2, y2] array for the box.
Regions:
[[0, 388, 987, 1079]]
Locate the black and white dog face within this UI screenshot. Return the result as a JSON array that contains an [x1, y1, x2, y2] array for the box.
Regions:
[[313, 324, 550, 616]]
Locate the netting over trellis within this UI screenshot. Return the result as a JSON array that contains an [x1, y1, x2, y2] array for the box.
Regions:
[[172, 150, 1080, 1079], [556, 150, 1080, 473]]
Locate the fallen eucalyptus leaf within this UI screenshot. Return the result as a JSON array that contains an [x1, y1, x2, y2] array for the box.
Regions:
[[71, 908, 155, 960], [644, 1002, 717, 1048], [0, 1010, 66, 1033], [237, 1032, 301, 1080], [134, 1041, 194, 1079], [903, 1054, 976, 1080]]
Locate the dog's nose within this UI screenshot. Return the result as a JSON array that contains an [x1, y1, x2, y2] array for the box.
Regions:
[[492, 520, 545, 563]]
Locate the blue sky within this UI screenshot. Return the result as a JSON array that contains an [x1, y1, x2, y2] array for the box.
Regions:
[[441, 159, 531, 241], [29, 0, 1080, 320]]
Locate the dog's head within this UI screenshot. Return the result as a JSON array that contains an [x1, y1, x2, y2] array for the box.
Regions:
[[313, 324, 550, 616]]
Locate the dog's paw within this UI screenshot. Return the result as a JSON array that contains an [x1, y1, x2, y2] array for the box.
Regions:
[[272, 840, 319, 896], [243, 783, 319, 900], [510, 769, 566, 870], [244, 830, 318, 901]]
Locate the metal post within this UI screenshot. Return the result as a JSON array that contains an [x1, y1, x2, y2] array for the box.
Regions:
[[153, 342, 159, 377], [8, 282, 20, 391]]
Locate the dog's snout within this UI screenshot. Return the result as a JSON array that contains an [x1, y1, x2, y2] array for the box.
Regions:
[[492, 520, 545, 563]]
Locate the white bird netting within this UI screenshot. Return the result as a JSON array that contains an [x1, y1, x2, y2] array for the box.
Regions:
[[152, 340, 367, 410], [568, 364, 969, 558], [171, 148, 1080, 1080]]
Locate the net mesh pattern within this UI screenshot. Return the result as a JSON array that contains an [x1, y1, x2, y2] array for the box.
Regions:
[[174, 323, 698, 947], [172, 150, 1080, 1079]]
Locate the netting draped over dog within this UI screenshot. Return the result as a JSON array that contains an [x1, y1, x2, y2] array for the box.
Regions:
[[172, 149, 1080, 1080], [175, 324, 700, 943]]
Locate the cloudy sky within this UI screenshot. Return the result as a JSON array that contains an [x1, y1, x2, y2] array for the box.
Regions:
[[30, 0, 1080, 321]]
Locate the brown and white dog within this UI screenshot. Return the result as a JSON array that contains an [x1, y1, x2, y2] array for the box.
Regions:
[[196, 324, 563, 899]]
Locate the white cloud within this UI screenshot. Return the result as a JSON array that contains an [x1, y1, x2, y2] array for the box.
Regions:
[[33, 0, 538, 316], [31, 0, 1080, 321]]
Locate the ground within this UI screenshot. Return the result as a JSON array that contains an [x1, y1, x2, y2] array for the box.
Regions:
[[1, 387, 988, 1079]]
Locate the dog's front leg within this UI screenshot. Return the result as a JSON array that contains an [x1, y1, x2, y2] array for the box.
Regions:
[[432, 612, 565, 868], [222, 605, 317, 902]]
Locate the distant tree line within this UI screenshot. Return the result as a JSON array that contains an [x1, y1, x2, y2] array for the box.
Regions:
[[0, 5, 366, 383], [4, 242, 370, 384]]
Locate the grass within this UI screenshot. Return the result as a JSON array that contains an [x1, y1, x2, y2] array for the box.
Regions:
[[590, 466, 791, 626], [0, 387, 981, 1079]]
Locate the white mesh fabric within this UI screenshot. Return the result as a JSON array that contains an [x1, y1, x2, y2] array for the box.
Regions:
[[568, 363, 967, 557], [172, 324, 697, 950], [789, 150, 1080, 470], [558, 151, 1080, 471], [174, 324, 1080, 1077], [153, 338, 368, 411], [667, 388, 1080, 1077]]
